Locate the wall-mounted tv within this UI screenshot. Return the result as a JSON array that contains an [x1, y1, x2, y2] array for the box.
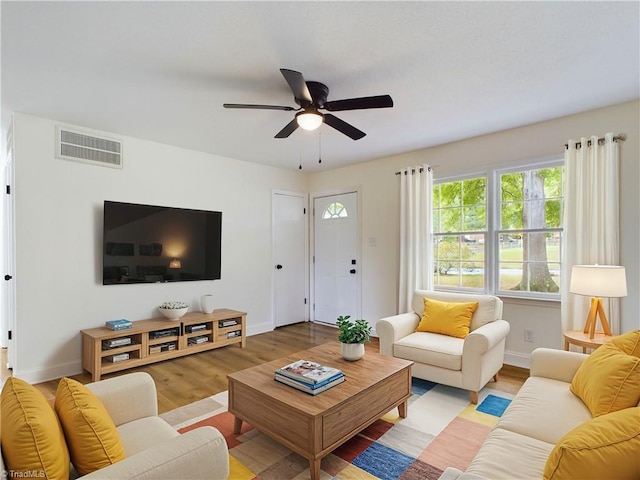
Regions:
[[103, 201, 222, 285]]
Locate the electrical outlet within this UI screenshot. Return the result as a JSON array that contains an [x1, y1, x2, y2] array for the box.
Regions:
[[524, 329, 534, 343]]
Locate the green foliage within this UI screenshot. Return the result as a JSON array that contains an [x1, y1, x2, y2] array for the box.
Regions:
[[336, 315, 372, 344], [435, 240, 473, 275], [499, 167, 563, 229], [433, 178, 486, 233]]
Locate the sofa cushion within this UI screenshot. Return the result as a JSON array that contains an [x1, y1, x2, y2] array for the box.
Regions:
[[394, 332, 463, 370], [117, 416, 180, 456], [543, 407, 640, 480], [55, 377, 126, 476], [496, 376, 591, 445], [466, 427, 554, 480], [411, 290, 502, 331], [570, 330, 640, 417], [0, 377, 70, 480], [416, 298, 478, 339]]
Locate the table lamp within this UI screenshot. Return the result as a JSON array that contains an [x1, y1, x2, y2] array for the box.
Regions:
[[569, 265, 627, 339]]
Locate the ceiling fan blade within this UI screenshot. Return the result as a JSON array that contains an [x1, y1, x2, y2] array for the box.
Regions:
[[223, 103, 296, 111], [324, 94, 393, 112], [323, 114, 366, 140], [274, 118, 299, 138], [280, 69, 313, 105]]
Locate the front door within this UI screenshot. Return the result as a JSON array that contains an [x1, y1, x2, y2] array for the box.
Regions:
[[273, 192, 307, 327], [313, 192, 360, 325]]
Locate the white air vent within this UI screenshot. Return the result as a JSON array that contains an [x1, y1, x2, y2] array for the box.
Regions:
[[56, 126, 123, 168]]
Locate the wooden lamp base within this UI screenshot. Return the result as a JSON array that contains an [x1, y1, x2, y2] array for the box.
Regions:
[[583, 297, 612, 339]]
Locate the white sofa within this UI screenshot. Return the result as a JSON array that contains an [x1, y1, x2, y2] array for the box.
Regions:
[[1, 372, 229, 480], [377, 290, 510, 403], [439, 348, 593, 479]]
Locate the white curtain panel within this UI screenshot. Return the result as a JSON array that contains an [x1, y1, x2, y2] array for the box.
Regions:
[[398, 164, 433, 313], [561, 133, 621, 333]]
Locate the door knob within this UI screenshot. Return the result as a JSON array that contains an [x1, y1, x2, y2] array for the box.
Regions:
[[4, 275, 12, 281], [276, 265, 283, 270], [349, 269, 356, 274]]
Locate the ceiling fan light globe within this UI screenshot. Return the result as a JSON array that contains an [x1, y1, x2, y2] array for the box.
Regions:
[[296, 111, 324, 131]]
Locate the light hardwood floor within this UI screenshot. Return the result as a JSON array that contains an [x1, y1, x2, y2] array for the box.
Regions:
[[7, 323, 527, 414]]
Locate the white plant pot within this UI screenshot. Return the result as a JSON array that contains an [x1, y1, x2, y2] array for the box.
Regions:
[[341, 342, 365, 361], [201, 294, 215, 314]]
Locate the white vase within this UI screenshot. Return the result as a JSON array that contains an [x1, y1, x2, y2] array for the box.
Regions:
[[201, 295, 215, 314], [341, 342, 365, 361]]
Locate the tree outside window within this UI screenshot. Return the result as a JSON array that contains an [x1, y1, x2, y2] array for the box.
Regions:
[[433, 177, 486, 290], [499, 166, 563, 295], [433, 163, 564, 298]]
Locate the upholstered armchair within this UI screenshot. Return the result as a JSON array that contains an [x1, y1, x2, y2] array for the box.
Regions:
[[377, 290, 510, 403]]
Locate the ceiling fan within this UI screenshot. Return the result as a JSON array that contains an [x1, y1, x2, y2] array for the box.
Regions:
[[223, 68, 393, 140]]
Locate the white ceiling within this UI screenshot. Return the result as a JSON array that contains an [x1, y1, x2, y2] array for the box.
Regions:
[[2, 1, 639, 172]]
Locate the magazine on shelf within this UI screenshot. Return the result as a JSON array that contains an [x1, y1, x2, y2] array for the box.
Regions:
[[105, 319, 132, 330], [275, 373, 345, 395], [275, 371, 344, 389], [276, 360, 343, 384], [102, 337, 132, 349]]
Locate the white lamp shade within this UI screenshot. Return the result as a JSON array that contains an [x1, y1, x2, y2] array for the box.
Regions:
[[296, 111, 323, 130], [570, 265, 627, 297]]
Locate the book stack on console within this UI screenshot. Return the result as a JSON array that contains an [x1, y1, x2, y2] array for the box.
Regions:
[[105, 319, 132, 331], [275, 360, 345, 395], [103, 337, 132, 349]]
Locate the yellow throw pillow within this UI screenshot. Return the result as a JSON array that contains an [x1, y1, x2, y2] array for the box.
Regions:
[[55, 377, 126, 476], [543, 407, 640, 480], [609, 329, 640, 357], [416, 298, 479, 339], [0, 377, 70, 480], [570, 331, 640, 417]]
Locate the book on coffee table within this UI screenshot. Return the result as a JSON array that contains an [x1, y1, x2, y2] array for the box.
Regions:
[[276, 360, 343, 384], [274, 372, 345, 395]]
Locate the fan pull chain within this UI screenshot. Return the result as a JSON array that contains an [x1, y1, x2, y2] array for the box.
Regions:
[[298, 138, 302, 170], [318, 131, 322, 164]]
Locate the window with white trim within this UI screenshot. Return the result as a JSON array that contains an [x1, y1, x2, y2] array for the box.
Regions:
[[433, 161, 564, 299]]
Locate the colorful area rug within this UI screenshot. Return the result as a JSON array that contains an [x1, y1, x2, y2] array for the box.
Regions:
[[160, 379, 513, 480]]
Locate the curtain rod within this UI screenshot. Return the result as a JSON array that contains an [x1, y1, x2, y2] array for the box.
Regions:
[[565, 133, 626, 150], [394, 166, 432, 175]]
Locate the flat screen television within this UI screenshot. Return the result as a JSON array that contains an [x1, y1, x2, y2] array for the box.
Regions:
[[103, 201, 222, 285]]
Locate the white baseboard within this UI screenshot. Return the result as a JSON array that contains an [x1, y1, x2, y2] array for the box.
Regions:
[[504, 350, 531, 369], [16, 360, 83, 385], [246, 321, 274, 337]]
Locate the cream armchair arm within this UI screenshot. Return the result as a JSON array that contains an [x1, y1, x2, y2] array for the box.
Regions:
[[80, 426, 229, 480], [530, 347, 587, 383], [461, 319, 510, 393], [463, 320, 511, 355], [86, 372, 158, 426], [376, 313, 420, 356]]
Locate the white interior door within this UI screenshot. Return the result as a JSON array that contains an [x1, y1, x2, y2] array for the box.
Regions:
[[273, 192, 307, 328], [313, 192, 360, 325]]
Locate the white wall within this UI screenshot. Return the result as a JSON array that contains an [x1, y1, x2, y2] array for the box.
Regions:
[[309, 100, 639, 367], [12, 113, 307, 382]]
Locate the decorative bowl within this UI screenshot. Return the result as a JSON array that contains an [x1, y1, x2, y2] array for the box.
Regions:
[[158, 306, 188, 320]]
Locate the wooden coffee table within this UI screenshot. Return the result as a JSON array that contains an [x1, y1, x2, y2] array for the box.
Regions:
[[227, 342, 413, 480]]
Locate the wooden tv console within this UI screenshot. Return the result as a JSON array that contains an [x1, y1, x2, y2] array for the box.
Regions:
[[81, 309, 246, 381]]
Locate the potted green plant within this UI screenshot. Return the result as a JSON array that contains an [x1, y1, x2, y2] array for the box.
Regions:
[[336, 315, 372, 361]]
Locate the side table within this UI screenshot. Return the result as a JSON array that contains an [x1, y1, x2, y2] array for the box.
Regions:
[[563, 330, 615, 353]]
